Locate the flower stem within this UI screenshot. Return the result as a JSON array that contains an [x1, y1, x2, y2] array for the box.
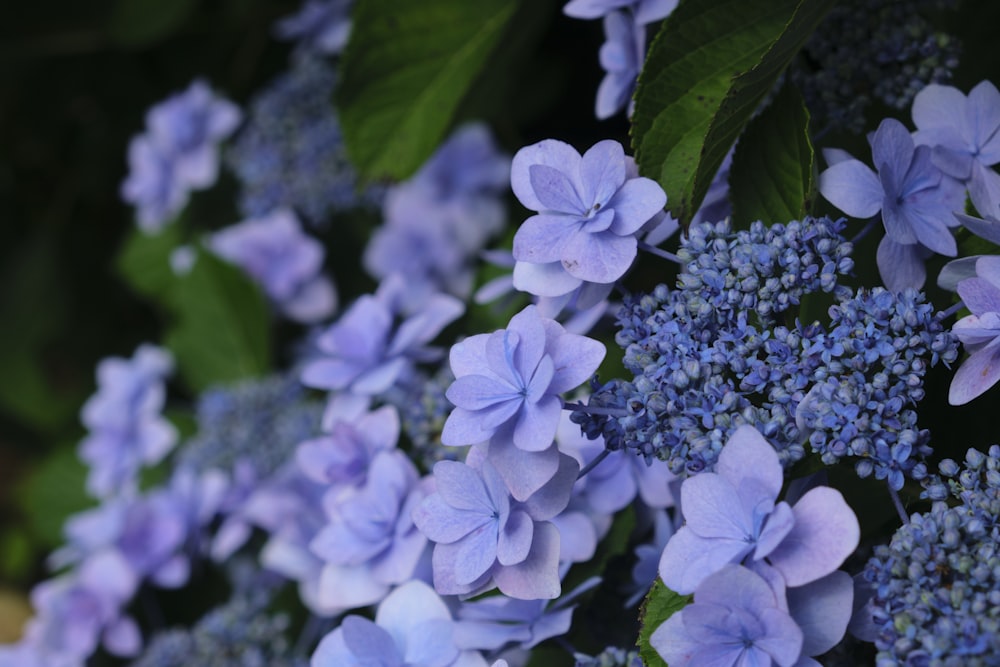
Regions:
[[578, 448, 612, 479], [638, 240, 682, 264], [562, 401, 629, 417], [888, 482, 910, 525], [940, 299, 965, 320]]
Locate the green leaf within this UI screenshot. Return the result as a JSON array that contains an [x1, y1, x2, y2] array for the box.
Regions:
[[164, 250, 270, 391], [637, 578, 692, 667], [729, 82, 814, 228], [632, 0, 835, 228], [336, 0, 520, 181], [108, 0, 200, 47], [16, 445, 93, 547], [116, 224, 184, 305]]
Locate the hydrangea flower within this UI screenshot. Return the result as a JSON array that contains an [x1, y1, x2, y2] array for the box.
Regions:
[[595, 12, 644, 119], [650, 565, 804, 667], [413, 452, 578, 600], [913, 80, 1000, 216], [309, 450, 429, 611], [208, 209, 336, 323], [296, 404, 399, 488], [121, 80, 241, 232], [311, 580, 487, 666], [442, 305, 605, 453], [365, 124, 509, 301], [563, 0, 678, 25], [78, 344, 176, 499], [510, 139, 666, 295], [273, 0, 353, 55], [819, 117, 964, 290], [301, 284, 463, 400], [949, 255, 1000, 404], [658, 425, 859, 594]]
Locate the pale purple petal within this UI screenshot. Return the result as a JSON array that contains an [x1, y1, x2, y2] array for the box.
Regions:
[[512, 260, 583, 297], [716, 424, 783, 499], [512, 395, 562, 452], [579, 140, 626, 207], [512, 214, 577, 264], [787, 570, 854, 657], [819, 159, 883, 218], [957, 276, 1000, 315], [493, 522, 562, 600], [497, 509, 533, 565], [659, 527, 752, 595], [519, 451, 580, 520], [486, 435, 561, 502], [511, 140, 582, 212], [949, 339, 1000, 404], [529, 164, 586, 213], [560, 229, 637, 283], [766, 487, 860, 587], [877, 236, 927, 292], [605, 177, 667, 236]]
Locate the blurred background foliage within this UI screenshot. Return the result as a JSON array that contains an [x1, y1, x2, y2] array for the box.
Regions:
[[3, 0, 1000, 639]]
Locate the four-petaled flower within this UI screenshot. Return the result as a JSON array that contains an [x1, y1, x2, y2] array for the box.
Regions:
[[949, 255, 1000, 404]]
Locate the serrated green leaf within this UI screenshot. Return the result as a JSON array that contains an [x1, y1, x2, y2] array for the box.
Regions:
[[164, 251, 270, 391], [637, 578, 692, 667], [632, 0, 835, 228], [108, 0, 200, 47], [116, 224, 184, 305], [336, 0, 520, 181], [729, 83, 814, 228]]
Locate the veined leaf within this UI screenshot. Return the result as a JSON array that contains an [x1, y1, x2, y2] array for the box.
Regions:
[[337, 0, 520, 181], [632, 0, 835, 228], [637, 578, 692, 667], [729, 82, 815, 228]]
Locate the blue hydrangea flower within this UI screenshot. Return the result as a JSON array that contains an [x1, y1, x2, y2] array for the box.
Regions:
[[563, 0, 678, 24], [365, 124, 509, 302], [443, 305, 605, 454], [309, 450, 429, 612], [595, 12, 644, 119], [913, 80, 1000, 216], [208, 209, 336, 323], [510, 139, 666, 293], [650, 564, 804, 667], [301, 286, 463, 399], [949, 256, 1000, 404], [273, 0, 353, 55], [121, 80, 241, 232], [658, 425, 860, 594], [78, 344, 177, 499], [413, 452, 578, 600], [311, 580, 486, 666], [819, 117, 965, 290]]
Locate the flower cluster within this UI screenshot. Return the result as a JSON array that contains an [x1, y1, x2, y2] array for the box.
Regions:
[[225, 56, 378, 224], [862, 446, 1000, 664], [791, 0, 960, 133]]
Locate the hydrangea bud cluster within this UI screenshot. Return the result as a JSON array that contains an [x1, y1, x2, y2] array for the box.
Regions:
[[796, 287, 959, 489], [574, 218, 956, 485], [225, 56, 380, 224], [862, 446, 1000, 664], [574, 216, 854, 474], [573, 647, 643, 667], [131, 593, 304, 667], [178, 374, 322, 478], [791, 0, 960, 133]]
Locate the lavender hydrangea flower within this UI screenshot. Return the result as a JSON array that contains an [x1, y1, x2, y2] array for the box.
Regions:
[[301, 283, 463, 399], [296, 404, 399, 487], [563, 0, 678, 25], [309, 450, 430, 611], [819, 117, 965, 290], [121, 80, 241, 232], [510, 139, 666, 295], [650, 564, 804, 667], [274, 0, 353, 55], [365, 124, 509, 302], [208, 209, 336, 323], [658, 425, 860, 594], [311, 580, 487, 667], [442, 305, 605, 453], [949, 256, 1000, 404], [412, 453, 578, 600], [78, 344, 176, 499], [595, 12, 644, 119], [913, 80, 1000, 216]]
